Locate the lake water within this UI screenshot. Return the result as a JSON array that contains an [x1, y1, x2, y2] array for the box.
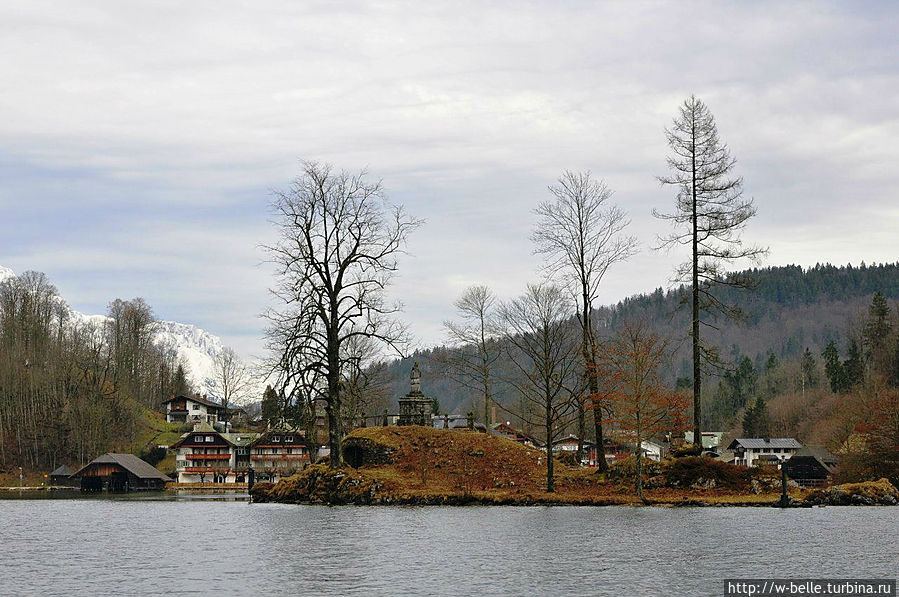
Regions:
[[0, 492, 896, 597]]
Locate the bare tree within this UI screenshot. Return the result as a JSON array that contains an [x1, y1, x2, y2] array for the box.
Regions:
[[340, 334, 391, 429], [654, 95, 767, 452], [496, 283, 580, 493], [533, 171, 637, 471], [208, 347, 252, 426], [442, 285, 499, 427], [264, 161, 420, 468]]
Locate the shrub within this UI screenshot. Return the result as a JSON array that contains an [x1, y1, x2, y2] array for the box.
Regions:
[[663, 456, 751, 490]]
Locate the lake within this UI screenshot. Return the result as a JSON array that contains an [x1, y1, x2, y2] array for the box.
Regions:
[[1, 493, 896, 596]]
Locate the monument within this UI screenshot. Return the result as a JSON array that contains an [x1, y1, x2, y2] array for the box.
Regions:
[[398, 362, 433, 426]]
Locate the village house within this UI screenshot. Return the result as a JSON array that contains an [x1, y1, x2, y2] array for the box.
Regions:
[[640, 438, 669, 462], [433, 413, 488, 433], [727, 438, 803, 467], [783, 446, 838, 487], [683, 431, 726, 451], [162, 394, 227, 426], [71, 453, 171, 491], [249, 423, 312, 482], [490, 421, 541, 448], [170, 423, 259, 483]]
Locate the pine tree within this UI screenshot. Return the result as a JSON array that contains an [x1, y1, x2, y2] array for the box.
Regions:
[[261, 385, 279, 424], [844, 340, 864, 388], [822, 340, 848, 393], [801, 347, 818, 391]]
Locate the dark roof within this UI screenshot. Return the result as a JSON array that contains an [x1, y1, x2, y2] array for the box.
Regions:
[[789, 445, 837, 466], [162, 394, 225, 410], [71, 453, 171, 481], [50, 465, 73, 477], [727, 438, 802, 450]]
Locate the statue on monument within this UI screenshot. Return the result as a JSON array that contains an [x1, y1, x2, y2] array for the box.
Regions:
[[410, 361, 422, 395]]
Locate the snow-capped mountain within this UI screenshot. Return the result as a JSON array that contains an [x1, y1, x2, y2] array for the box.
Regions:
[[0, 266, 257, 405]]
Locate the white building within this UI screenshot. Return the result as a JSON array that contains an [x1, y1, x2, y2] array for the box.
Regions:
[[727, 438, 803, 467], [162, 394, 226, 425]]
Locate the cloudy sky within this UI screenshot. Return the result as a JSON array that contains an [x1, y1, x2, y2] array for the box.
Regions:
[[1, 1, 897, 360]]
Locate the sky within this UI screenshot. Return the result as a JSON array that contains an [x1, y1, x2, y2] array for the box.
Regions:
[[1, 1, 897, 361]]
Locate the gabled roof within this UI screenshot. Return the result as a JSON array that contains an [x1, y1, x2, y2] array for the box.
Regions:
[[728, 438, 803, 450], [162, 394, 225, 410], [71, 453, 171, 481], [789, 445, 837, 466], [170, 427, 260, 449], [50, 465, 73, 477], [552, 434, 596, 447]]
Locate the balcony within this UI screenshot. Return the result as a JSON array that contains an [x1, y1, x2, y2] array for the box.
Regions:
[[186, 453, 230, 460], [182, 466, 228, 473], [250, 454, 310, 461]]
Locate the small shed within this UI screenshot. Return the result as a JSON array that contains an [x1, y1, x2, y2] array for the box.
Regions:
[[71, 453, 171, 492], [49, 465, 79, 487], [783, 446, 837, 487]]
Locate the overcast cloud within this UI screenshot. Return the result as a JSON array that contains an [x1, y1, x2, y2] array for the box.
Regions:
[[1, 1, 897, 359]]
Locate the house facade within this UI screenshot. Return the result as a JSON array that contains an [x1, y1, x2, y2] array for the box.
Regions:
[[170, 424, 259, 483], [249, 425, 311, 482], [162, 394, 227, 425], [727, 438, 803, 467]]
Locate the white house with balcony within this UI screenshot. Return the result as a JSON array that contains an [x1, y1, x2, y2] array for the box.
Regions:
[[162, 394, 227, 425], [727, 438, 803, 467]]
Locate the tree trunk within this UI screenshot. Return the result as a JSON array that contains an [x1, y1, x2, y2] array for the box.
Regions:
[[584, 305, 608, 473], [545, 411, 554, 493], [691, 127, 702, 454]]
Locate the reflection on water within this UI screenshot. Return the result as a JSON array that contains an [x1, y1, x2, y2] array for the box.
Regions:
[[1, 497, 896, 597]]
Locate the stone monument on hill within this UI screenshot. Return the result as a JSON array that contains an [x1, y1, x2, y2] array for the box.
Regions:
[[398, 362, 433, 426]]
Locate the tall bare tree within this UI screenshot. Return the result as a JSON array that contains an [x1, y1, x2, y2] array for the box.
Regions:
[[442, 285, 498, 427], [654, 95, 767, 451], [208, 346, 252, 426], [496, 283, 580, 492], [533, 171, 637, 471], [264, 161, 420, 468]]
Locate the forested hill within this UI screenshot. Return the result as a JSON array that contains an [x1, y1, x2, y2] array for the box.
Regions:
[[382, 262, 899, 419]]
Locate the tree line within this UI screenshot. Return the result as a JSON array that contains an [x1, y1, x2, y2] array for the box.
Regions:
[[0, 272, 193, 471]]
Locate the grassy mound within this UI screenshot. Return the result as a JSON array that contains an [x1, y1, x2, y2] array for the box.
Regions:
[[804, 478, 899, 506]]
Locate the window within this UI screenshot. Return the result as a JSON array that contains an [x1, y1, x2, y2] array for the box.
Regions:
[[287, 448, 293, 454], [285, 436, 294, 443], [272, 435, 281, 443], [192, 404, 199, 411], [206, 436, 214, 442], [194, 435, 204, 444]]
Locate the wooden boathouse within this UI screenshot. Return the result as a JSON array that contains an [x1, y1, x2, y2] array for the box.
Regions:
[[71, 453, 171, 492]]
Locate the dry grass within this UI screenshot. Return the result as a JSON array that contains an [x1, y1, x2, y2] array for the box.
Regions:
[[253, 426, 808, 506]]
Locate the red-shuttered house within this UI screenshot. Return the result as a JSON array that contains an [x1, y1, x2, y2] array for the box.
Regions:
[[249, 424, 312, 482]]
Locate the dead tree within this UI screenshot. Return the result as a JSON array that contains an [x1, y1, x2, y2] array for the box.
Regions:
[[533, 171, 637, 471], [264, 161, 420, 468], [654, 95, 767, 452]]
